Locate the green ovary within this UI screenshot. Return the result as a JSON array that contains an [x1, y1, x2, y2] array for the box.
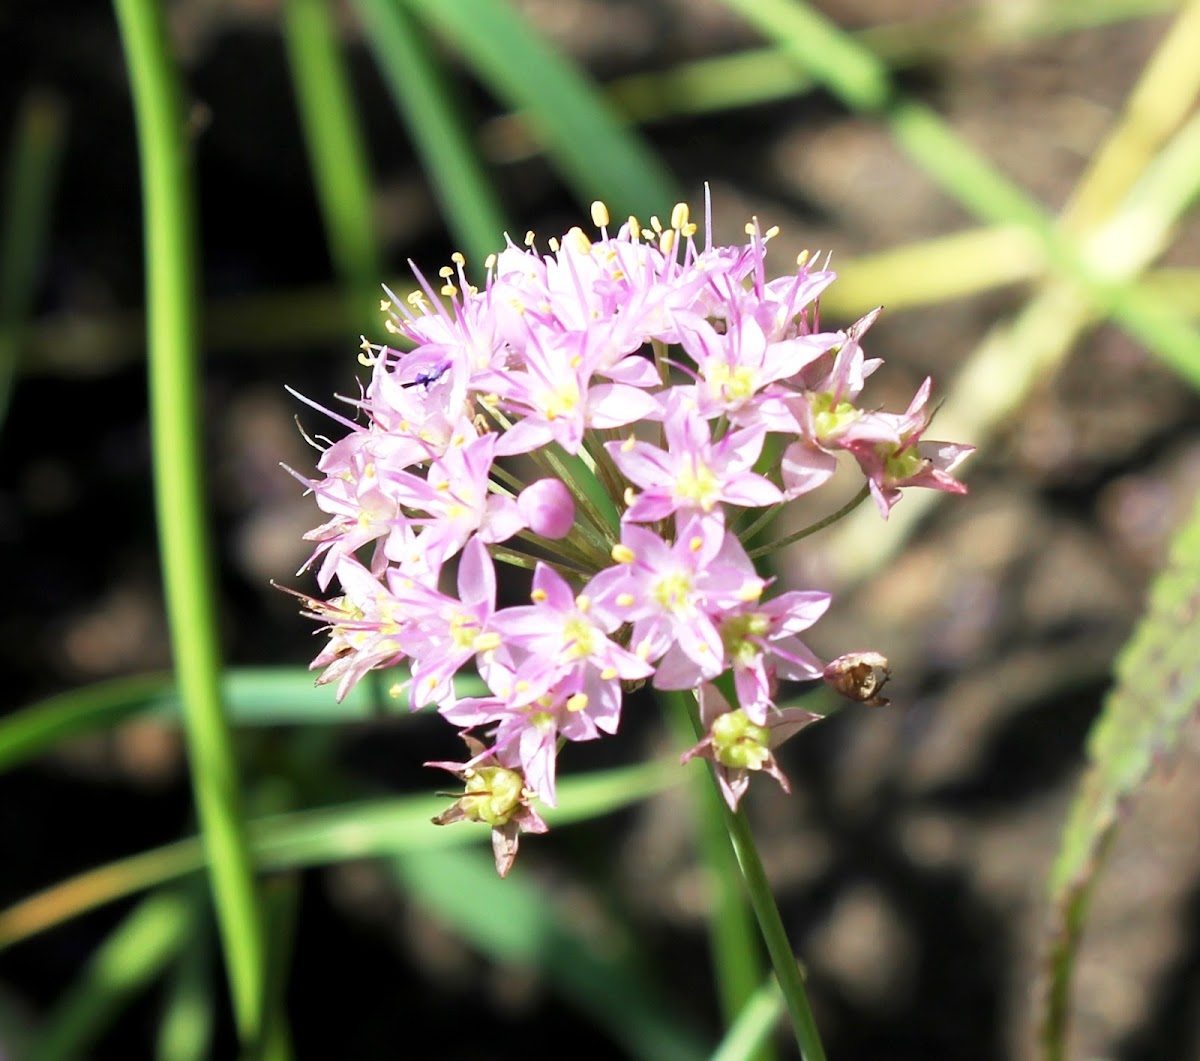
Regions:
[[711, 709, 771, 771], [461, 767, 524, 826], [721, 612, 769, 668], [709, 362, 757, 403], [810, 392, 859, 440], [674, 459, 720, 509], [561, 615, 601, 660], [652, 571, 694, 613], [540, 383, 579, 422], [449, 612, 482, 650], [883, 444, 923, 482]]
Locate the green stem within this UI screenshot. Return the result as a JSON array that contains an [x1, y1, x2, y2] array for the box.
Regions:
[[747, 484, 871, 560], [112, 0, 266, 1044], [677, 692, 826, 1059], [665, 691, 777, 1061]]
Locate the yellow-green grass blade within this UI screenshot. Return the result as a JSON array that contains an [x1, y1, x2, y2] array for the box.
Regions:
[[0, 758, 677, 952], [28, 890, 192, 1061]]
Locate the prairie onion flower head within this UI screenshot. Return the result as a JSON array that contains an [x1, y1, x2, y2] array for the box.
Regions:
[[286, 191, 972, 873]]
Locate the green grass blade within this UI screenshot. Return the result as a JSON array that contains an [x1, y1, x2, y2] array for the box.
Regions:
[[29, 890, 192, 1061], [0, 672, 171, 774], [0, 667, 491, 775], [282, 0, 384, 323], [718, 0, 1200, 388], [603, 2, 1183, 124], [155, 888, 215, 1061], [0, 90, 66, 427], [1039, 491, 1200, 1060], [711, 978, 786, 1061], [0, 759, 678, 951], [400, 0, 680, 219], [111, 0, 266, 1043], [354, 0, 510, 265], [393, 846, 708, 1061]]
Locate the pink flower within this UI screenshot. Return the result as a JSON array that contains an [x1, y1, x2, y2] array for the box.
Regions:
[[427, 735, 549, 878], [840, 378, 974, 517], [587, 516, 765, 688], [680, 684, 823, 811], [718, 588, 831, 723], [607, 391, 782, 522], [490, 562, 654, 727], [286, 189, 972, 871]]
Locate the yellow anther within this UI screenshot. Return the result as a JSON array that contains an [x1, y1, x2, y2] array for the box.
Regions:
[[388, 682, 405, 699], [532, 588, 547, 603], [650, 215, 663, 234], [575, 594, 591, 613], [659, 229, 676, 255], [524, 230, 536, 246], [681, 222, 697, 238], [384, 319, 400, 334], [627, 215, 641, 239], [566, 226, 591, 254], [485, 253, 497, 269], [765, 225, 780, 240], [473, 631, 502, 653], [451, 251, 465, 264], [591, 201, 610, 228], [624, 487, 636, 506], [439, 265, 454, 278], [621, 434, 636, 452], [600, 667, 617, 681], [616, 592, 635, 607], [737, 581, 763, 602], [611, 544, 635, 564], [689, 535, 703, 552], [744, 221, 757, 236], [670, 202, 689, 229], [796, 249, 809, 267], [549, 236, 561, 252], [379, 298, 391, 312], [441, 284, 457, 297], [566, 692, 589, 713]]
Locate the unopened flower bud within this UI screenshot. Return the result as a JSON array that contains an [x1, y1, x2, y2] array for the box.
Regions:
[[518, 478, 575, 539]]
